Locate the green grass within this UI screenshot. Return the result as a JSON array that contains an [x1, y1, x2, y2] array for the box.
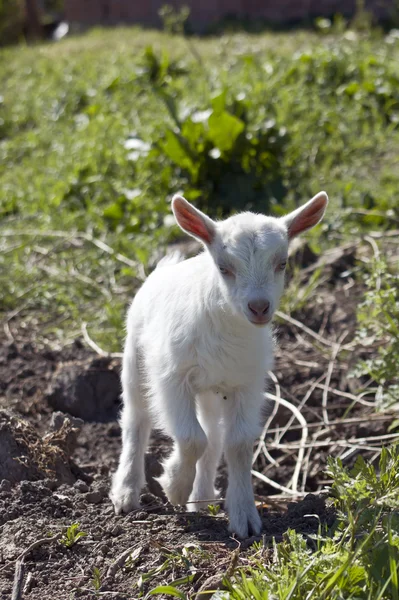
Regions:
[[1, 25, 399, 351], [142, 447, 399, 599], [222, 447, 399, 600], [352, 254, 399, 408]]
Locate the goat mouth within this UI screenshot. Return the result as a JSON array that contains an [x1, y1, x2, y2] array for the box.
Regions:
[[248, 316, 271, 326]]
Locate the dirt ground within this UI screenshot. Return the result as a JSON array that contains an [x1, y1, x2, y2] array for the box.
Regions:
[[0, 242, 393, 600]]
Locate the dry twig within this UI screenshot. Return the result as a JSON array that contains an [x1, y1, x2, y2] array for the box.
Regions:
[[9, 533, 61, 600], [106, 544, 143, 580], [81, 322, 123, 358]]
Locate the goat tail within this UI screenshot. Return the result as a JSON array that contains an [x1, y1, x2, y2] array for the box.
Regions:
[[156, 250, 185, 269]]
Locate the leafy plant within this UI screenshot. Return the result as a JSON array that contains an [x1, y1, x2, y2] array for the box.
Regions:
[[138, 544, 201, 597], [158, 4, 190, 35], [92, 566, 102, 592], [354, 255, 399, 406], [2, 25, 399, 353], [207, 503, 221, 516], [221, 446, 399, 599], [139, 84, 288, 217], [60, 522, 87, 549]]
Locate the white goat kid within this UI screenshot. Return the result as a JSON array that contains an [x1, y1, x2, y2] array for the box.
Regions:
[[110, 192, 328, 538]]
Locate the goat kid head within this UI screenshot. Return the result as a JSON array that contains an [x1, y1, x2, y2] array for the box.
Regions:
[[172, 192, 328, 327]]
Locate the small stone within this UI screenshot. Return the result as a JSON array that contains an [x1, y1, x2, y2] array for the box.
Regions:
[[42, 478, 58, 491], [140, 492, 159, 505], [84, 491, 102, 504], [134, 511, 148, 521], [99, 543, 110, 556], [6, 343, 18, 360], [20, 480, 35, 493], [0, 479, 11, 492], [110, 524, 123, 537], [74, 480, 89, 493], [50, 411, 84, 432], [91, 483, 108, 498]]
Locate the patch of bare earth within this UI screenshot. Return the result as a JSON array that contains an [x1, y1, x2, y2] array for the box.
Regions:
[[0, 241, 397, 599]]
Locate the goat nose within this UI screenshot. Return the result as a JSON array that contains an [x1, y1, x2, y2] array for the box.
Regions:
[[248, 299, 270, 316]]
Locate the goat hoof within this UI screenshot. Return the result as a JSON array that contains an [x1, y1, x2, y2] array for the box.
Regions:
[[187, 488, 220, 512], [109, 486, 140, 515], [228, 504, 262, 539], [156, 473, 193, 506]]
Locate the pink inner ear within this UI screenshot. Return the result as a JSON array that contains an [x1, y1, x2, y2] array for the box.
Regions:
[[288, 196, 326, 239], [175, 201, 214, 245]]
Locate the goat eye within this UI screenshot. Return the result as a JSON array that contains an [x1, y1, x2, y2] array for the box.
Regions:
[[219, 266, 233, 276]]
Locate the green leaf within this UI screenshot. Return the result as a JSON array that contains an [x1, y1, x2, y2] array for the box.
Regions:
[[208, 110, 245, 153], [161, 130, 194, 172], [211, 91, 227, 114], [146, 585, 186, 598], [103, 203, 124, 220]]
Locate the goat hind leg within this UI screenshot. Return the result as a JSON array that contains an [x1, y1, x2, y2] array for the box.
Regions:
[[110, 349, 151, 514]]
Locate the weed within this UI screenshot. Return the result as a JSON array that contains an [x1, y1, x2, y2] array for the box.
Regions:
[[91, 567, 102, 592], [219, 445, 399, 599], [158, 4, 190, 35], [59, 522, 87, 549], [137, 543, 207, 597], [208, 504, 221, 516], [2, 28, 399, 349], [353, 255, 399, 407], [279, 265, 325, 316]]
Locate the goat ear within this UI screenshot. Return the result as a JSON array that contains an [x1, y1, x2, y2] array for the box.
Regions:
[[283, 192, 328, 240], [172, 195, 216, 245]]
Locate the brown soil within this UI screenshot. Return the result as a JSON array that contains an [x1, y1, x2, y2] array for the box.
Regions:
[[0, 244, 393, 600]]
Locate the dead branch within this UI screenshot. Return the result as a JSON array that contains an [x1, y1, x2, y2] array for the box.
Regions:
[[106, 544, 143, 580], [10, 533, 61, 600]]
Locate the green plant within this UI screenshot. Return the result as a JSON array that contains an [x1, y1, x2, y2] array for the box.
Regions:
[[141, 84, 288, 217], [158, 4, 190, 35], [92, 567, 102, 592], [138, 544, 207, 597], [220, 446, 399, 599], [279, 265, 325, 316], [351, 0, 375, 31], [354, 255, 399, 407], [207, 503, 221, 516], [60, 522, 87, 549], [2, 25, 399, 353]]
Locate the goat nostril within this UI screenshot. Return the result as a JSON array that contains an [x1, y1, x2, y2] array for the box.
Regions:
[[248, 303, 257, 316], [248, 300, 270, 316]]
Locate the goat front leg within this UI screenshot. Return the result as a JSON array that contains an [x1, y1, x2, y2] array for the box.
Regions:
[[222, 387, 264, 538], [155, 379, 207, 506], [187, 391, 222, 511]]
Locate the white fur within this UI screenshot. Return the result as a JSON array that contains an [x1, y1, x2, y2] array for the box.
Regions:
[[110, 192, 328, 538]]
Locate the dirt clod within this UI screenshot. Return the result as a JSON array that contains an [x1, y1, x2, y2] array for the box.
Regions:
[[46, 357, 121, 422], [0, 410, 76, 486]]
